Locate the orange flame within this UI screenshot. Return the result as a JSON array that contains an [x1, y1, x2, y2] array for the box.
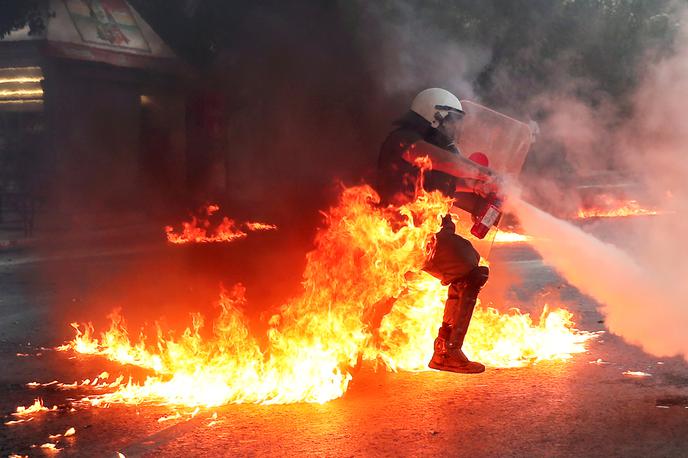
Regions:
[[12, 398, 56, 417], [245, 222, 278, 231], [493, 231, 532, 243], [577, 199, 660, 219], [165, 204, 277, 244], [61, 186, 593, 407]]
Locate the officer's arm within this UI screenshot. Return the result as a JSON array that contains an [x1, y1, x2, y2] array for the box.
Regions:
[[455, 178, 479, 193], [402, 140, 494, 181]]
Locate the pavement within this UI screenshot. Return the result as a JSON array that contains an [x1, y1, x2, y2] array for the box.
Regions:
[[1, 216, 687, 457]]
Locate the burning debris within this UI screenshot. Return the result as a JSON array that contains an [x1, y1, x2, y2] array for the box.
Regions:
[[164, 203, 277, 244], [49, 185, 593, 408]]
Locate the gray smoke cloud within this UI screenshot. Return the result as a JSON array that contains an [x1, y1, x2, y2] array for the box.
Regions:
[[505, 6, 688, 359], [354, 1, 492, 101], [506, 193, 688, 359]]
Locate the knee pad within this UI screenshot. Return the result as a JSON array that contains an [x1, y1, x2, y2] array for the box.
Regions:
[[464, 266, 489, 293], [448, 266, 488, 298], [447, 282, 462, 300]]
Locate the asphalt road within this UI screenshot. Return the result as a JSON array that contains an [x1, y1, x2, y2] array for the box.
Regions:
[[1, 228, 687, 457]]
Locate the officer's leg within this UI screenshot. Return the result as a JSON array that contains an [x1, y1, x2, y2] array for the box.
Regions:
[[446, 266, 489, 355], [425, 232, 488, 373]]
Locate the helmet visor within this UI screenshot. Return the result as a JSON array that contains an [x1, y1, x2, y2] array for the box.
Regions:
[[438, 111, 465, 142], [435, 104, 465, 115]]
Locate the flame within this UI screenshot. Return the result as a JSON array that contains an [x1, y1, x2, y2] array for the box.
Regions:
[[577, 199, 660, 219], [165, 204, 277, 244], [493, 231, 532, 243], [60, 186, 592, 407], [245, 221, 278, 231], [12, 398, 56, 416]]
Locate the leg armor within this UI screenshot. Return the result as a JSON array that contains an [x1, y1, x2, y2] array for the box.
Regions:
[[446, 265, 489, 350], [429, 266, 489, 374]]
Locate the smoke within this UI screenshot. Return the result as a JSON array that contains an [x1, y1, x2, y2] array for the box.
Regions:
[[507, 193, 688, 360], [502, 5, 688, 360], [353, 1, 491, 100]]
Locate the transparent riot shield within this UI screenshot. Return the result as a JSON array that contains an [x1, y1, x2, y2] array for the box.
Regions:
[[450, 100, 533, 260]]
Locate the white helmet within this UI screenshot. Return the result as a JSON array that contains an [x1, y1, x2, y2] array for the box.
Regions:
[[410, 88, 464, 128]]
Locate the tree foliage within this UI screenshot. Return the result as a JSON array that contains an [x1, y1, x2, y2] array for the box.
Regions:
[[0, 0, 48, 39], [0, 0, 667, 113], [362, 0, 680, 108]]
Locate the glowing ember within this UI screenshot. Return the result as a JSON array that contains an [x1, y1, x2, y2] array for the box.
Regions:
[[165, 203, 277, 244], [57, 185, 593, 407], [577, 199, 660, 219]]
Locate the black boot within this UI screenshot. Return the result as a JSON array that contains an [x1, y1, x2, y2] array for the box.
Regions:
[[428, 323, 485, 374], [428, 266, 489, 374]]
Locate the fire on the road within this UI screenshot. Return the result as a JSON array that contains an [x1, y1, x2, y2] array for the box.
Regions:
[[13, 398, 56, 416], [493, 231, 532, 243], [55, 186, 593, 407], [577, 199, 660, 219], [165, 203, 277, 244]]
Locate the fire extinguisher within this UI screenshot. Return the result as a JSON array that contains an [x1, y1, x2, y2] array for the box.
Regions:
[[470, 194, 502, 239], [466, 151, 502, 239]]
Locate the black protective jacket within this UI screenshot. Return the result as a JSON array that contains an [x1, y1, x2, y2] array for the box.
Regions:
[[376, 111, 458, 206]]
